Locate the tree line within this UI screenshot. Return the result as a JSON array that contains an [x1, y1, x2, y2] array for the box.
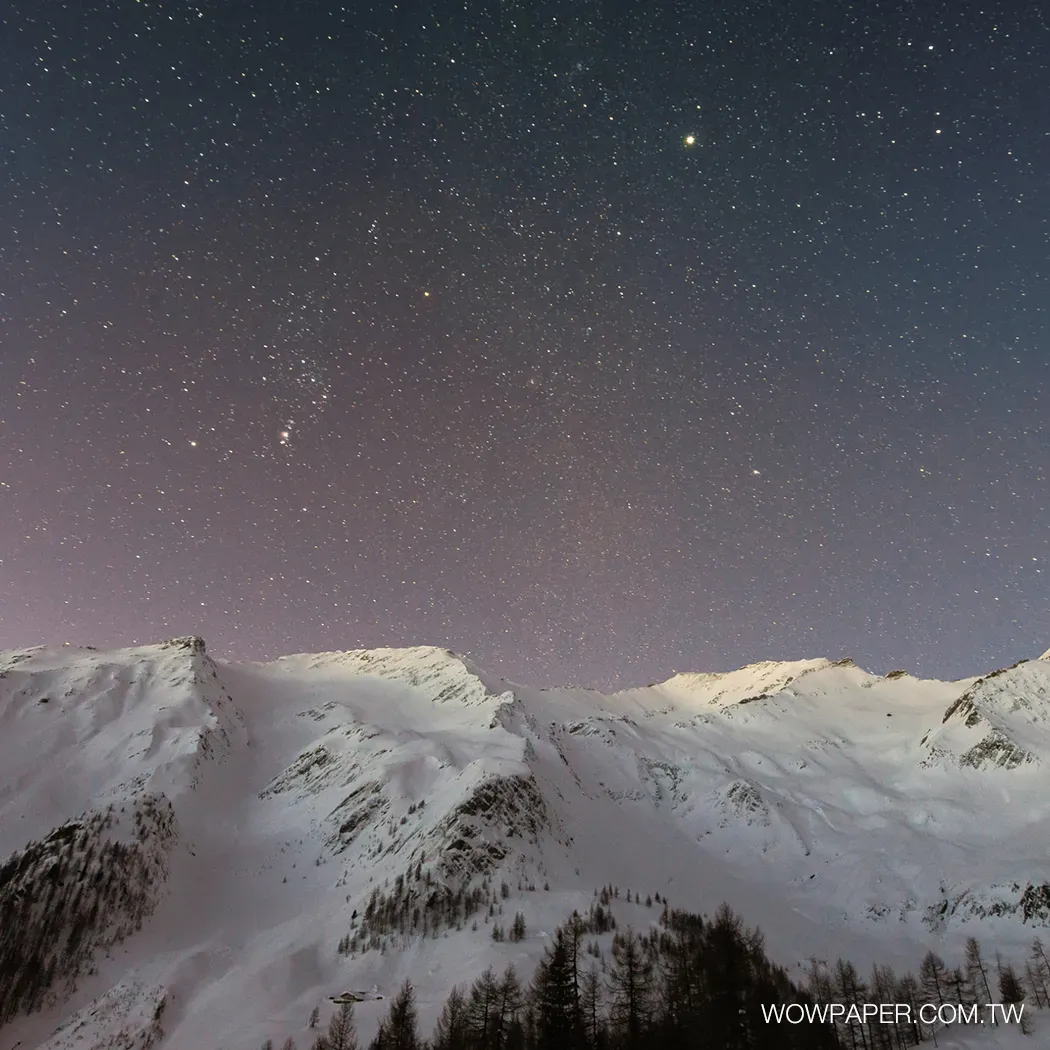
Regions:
[[0, 795, 176, 1027], [265, 899, 842, 1050], [263, 887, 1050, 1050]]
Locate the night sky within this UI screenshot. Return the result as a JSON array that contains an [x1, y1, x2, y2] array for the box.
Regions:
[[1, 1, 1047, 689]]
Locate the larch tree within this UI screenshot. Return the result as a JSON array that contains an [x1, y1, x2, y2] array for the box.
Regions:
[[432, 984, 470, 1050], [964, 937, 994, 1015], [323, 1001, 359, 1050], [606, 928, 654, 1050], [531, 929, 580, 1050], [381, 980, 421, 1050]]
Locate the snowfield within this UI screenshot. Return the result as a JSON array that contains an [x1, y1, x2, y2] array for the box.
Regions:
[[3, 637, 1050, 1048]]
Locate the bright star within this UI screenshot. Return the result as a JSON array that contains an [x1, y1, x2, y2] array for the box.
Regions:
[[684, 134, 696, 146]]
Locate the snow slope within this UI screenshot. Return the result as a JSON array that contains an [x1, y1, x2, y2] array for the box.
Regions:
[[3, 638, 1050, 1048]]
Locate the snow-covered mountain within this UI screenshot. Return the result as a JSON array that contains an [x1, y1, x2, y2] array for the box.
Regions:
[[2, 637, 1050, 1049]]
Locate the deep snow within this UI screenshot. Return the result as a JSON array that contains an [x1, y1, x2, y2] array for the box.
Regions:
[[2, 638, 1050, 1048]]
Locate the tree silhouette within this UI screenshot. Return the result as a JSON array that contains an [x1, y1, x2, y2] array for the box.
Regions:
[[321, 1001, 358, 1050]]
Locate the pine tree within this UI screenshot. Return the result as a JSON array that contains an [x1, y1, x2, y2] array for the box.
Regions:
[[505, 1016, 527, 1050], [467, 967, 502, 1048], [806, 958, 835, 1005], [377, 980, 420, 1050], [281, 1039, 297, 1050], [832, 958, 868, 1050], [965, 938, 994, 1015], [510, 911, 527, 942], [998, 960, 1031, 1034], [607, 928, 653, 1050], [490, 966, 526, 1050], [310, 1004, 321, 1028], [657, 927, 703, 1049], [703, 904, 760, 1050], [324, 1001, 359, 1050], [945, 965, 970, 1008], [999, 961, 1024, 1003], [579, 963, 605, 1050], [532, 929, 580, 1050], [564, 911, 587, 1030], [1028, 938, 1050, 1006], [919, 950, 949, 1008], [894, 973, 924, 1047], [868, 965, 899, 1050], [1024, 960, 1046, 1008], [432, 985, 470, 1050]]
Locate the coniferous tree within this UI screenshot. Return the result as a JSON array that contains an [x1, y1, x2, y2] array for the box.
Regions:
[[1024, 960, 1046, 1009], [867, 964, 898, 1050], [519, 1004, 538, 1050], [490, 966, 526, 1050], [656, 927, 702, 1049], [894, 973, 924, 1047], [1028, 938, 1050, 1006], [324, 1000, 359, 1050], [806, 959, 835, 1005], [505, 1015, 527, 1050], [918, 951, 948, 1010], [468, 967, 502, 1048], [379, 980, 420, 1050], [997, 961, 1031, 1034], [998, 961, 1023, 1002], [432, 985, 470, 1050], [579, 963, 606, 1050], [945, 966, 970, 1009], [606, 928, 653, 1050], [832, 958, 868, 1050], [964, 938, 994, 1016], [702, 905, 756, 1050], [510, 912, 527, 942], [532, 929, 581, 1050], [281, 1039, 298, 1050], [564, 911, 587, 1031]]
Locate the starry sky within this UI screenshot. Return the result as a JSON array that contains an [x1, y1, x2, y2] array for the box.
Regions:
[[1, 0, 1047, 689]]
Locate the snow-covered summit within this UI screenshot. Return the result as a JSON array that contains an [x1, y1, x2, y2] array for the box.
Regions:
[[641, 656, 844, 709], [0, 635, 243, 856], [269, 643, 512, 710]]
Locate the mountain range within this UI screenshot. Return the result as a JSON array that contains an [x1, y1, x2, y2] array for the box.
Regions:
[[3, 636, 1050, 1049]]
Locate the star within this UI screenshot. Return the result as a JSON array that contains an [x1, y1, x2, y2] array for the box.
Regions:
[[1, 0, 1042, 694]]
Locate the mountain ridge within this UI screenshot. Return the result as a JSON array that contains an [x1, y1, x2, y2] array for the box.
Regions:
[[4, 636, 1050, 1049]]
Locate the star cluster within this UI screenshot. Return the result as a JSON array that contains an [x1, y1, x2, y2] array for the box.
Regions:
[[1, 0, 1047, 687]]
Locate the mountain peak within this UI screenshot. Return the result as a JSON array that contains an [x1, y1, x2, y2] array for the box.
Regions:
[[647, 656, 838, 709]]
